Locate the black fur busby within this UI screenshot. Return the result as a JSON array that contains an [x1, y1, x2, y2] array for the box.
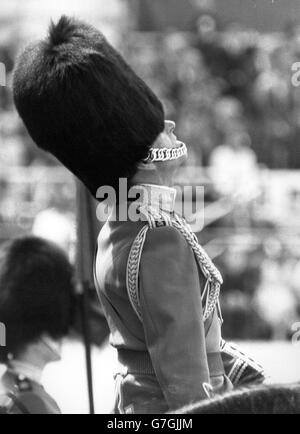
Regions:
[[13, 16, 165, 196], [0, 237, 75, 362]]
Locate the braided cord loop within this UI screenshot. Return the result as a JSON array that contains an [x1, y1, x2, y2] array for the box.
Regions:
[[126, 225, 149, 321], [126, 208, 223, 323], [172, 214, 223, 321]]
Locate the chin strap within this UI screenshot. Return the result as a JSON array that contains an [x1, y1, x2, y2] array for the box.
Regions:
[[143, 142, 187, 163]]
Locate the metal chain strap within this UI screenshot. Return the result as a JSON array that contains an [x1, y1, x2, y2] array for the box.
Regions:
[[144, 143, 187, 163]]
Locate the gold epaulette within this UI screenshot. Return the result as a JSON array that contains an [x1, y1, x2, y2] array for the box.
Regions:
[[138, 205, 173, 229]]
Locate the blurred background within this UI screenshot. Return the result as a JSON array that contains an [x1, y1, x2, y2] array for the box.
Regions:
[[1, 0, 300, 413]]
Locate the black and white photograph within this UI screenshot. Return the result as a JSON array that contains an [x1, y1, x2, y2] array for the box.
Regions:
[[0, 0, 300, 418]]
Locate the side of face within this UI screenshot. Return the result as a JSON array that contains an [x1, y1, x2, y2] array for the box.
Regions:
[[153, 120, 188, 168], [156, 120, 179, 149], [133, 120, 187, 186]]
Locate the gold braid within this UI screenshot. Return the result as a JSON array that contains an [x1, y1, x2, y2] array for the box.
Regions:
[[172, 214, 223, 321], [126, 225, 149, 321], [126, 208, 223, 322]]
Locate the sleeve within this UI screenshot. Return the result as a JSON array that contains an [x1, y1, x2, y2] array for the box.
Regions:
[[139, 225, 211, 411]]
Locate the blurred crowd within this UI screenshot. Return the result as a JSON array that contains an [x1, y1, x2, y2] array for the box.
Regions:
[[124, 14, 300, 340], [1, 13, 300, 340], [125, 14, 300, 168], [0, 32, 76, 245]]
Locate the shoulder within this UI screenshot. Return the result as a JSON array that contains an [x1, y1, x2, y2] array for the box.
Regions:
[[0, 394, 12, 414], [146, 223, 188, 245], [142, 224, 193, 262], [1, 373, 60, 415], [13, 386, 61, 415]]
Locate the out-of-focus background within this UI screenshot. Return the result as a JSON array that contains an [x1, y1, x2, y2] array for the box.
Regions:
[[1, 0, 300, 413]]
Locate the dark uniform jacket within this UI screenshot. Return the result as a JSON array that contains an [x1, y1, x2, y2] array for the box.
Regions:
[[0, 369, 61, 415], [95, 184, 232, 414]]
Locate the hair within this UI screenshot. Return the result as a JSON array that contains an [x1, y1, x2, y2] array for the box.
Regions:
[[176, 384, 300, 415], [0, 237, 75, 363], [13, 16, 165, 197]]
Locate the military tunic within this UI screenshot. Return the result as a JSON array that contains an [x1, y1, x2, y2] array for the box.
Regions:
[[0, 369, 61, 415], [95, 184, 232, 414]]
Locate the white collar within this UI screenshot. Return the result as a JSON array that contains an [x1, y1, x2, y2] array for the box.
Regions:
[[133, 183, 177, 213]]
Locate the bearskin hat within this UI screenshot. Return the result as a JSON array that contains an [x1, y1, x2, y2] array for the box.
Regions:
[[13, 16, 165, 196], [0, 237, 75, 362]]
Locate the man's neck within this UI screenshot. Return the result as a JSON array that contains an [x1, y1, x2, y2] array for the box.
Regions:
[[130, 183, 177, 214], [131, 170, 175, 188]]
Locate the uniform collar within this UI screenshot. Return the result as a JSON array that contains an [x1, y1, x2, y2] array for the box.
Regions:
[[133, 183, 177, 213]]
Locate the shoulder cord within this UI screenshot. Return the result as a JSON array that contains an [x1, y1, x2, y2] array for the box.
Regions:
[[172, 214, 223, 322], [126, 208, 223, 322], [127, 225, 149, 321]]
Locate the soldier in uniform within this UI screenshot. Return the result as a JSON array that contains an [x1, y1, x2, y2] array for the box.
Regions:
[[13, 16, 264, 414], [0, 237, 75, 414]]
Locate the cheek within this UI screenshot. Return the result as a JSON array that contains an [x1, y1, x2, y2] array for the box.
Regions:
[[160, 132, 175, 149], [154, 132, 173, 149]]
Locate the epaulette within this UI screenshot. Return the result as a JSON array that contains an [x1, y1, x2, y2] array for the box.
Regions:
[[15, 375, 33, 393], [0, 394, 13, 413], [3, 376, 32, 415], [138, 205, 173, 229], [0, 381, 32, 415]]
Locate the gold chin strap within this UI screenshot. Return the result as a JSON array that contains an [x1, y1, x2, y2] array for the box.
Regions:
[[143, 142, 187, 163]]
